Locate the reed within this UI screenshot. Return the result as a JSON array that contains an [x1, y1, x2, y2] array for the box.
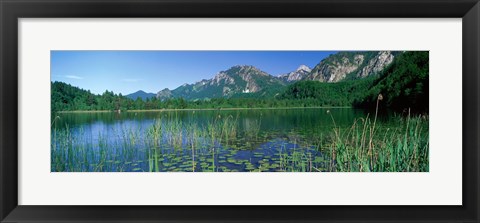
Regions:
[[51, 108, 428, 172], [321, 95, 429, 172]]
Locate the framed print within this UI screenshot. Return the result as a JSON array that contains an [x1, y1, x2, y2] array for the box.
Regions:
[[1, 0, 479, 222]]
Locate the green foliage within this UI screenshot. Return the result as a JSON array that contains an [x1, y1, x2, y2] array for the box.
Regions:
[[278, 77, 376, 107], [353, 51, 429, 112], [171, 65, 285, 100], [52, 52, 428, 113], [51, 110, 429, 172], [52, 81, 326, 112], [280, 51, 429, 113], [324, 113, 429, 172], [51, 82, 133, 112]]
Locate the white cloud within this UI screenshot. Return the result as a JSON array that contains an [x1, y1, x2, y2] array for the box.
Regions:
[[65, 75, 83, 80]]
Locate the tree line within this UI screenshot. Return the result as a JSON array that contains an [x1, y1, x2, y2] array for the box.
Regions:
[[279, 51, 429, 113], [51, 81, 342, 113], [51, 51, 428, 113]]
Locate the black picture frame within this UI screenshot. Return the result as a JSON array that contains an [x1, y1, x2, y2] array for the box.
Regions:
[[1, 0, 479, 222]]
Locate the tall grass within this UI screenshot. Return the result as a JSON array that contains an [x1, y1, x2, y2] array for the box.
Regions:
[[322, 95, 429, 172], [51, 107, 428, 172], [246, 118, 261, 140]]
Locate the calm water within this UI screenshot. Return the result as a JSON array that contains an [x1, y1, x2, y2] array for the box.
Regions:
[[51, 108, 394, 172]]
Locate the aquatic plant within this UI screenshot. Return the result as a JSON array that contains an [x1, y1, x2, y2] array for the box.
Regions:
[[51, 108, 428, 172], [322, 95, 429, 172]]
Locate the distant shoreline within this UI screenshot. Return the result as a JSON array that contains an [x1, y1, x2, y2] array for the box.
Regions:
[[56, 106, 353, 113]]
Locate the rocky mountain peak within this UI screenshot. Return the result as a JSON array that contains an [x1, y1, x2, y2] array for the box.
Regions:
[[227, 65, 269, 77], [356, 51, 395, 78], [304, 51, 395, 82], [156, 88, 172, 100], [171, 65, 285, 99], [211, 69, 233, 84], [296, 65, 311, 72], [279, 65, 312, 82], [157, 51, 401, 101]]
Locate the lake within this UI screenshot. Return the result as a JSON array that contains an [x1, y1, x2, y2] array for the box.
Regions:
[[51, 108, 427, 172]]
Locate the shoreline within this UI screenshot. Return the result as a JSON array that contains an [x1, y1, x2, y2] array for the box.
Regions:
[[56, 106, 353, 113]]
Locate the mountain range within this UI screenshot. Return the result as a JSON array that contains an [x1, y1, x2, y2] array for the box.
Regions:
[[127, 51, 397, 101], [278, 64, 312, 82], [125, 90, 156, 101], [52, 51, 428, 113]]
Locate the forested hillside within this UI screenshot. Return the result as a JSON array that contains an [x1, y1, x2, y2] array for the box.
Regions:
[[52, 51, 428, 113], [353, 51, 429, 112], [52, 81, 343, 112], [278, 78, 376, 106], [51, 82, 130, 112], [278, 52, 428, 112]]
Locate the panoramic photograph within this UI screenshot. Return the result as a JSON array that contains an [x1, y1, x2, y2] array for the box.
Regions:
[[51, 51, 429, 172]]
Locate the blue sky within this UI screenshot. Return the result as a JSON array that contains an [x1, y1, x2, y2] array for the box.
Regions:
[[51, 51, 337, 95]]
